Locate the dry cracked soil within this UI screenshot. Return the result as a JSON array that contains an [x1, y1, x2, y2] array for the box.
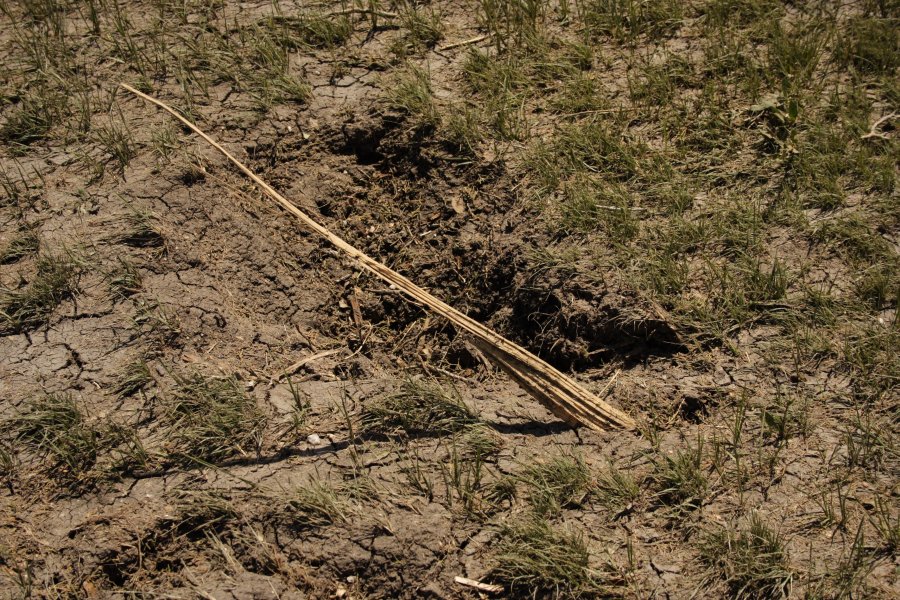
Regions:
[[1, 1, 898, 599]]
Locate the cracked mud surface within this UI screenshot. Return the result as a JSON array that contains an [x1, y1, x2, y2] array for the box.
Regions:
[[2, 1, 898, 599]]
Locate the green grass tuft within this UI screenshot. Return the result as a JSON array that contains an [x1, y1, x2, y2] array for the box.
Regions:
[[111, 207, 165, 248], [837, 17, 899, 75], [0, 442, 15, 479], [558, 177, 638, 240], [95, 122, 136, 174], [490, 517, 602, 599], [581, 0, 684, 43], [385, 64, 440, 126], [397, 1, 444, 51], [0, 87, 66, 148], [115, 359, 152, 399], [1, 391, 152, 481], [0, 228, 39, 264], [520, 453, 594, 516], [265, 14, 353, 49], [651, 441, 708, 507], [2, 393, 97, 473], [813, 215, 891, 264], [285, 479, 348, 527], [765, 18, 827, 85], [595, 461, 641, 512], [361, 379, 479, 437], [165, 372, 266, 463], [240, 24, 311, 107], [0, 251, 79, 333], [700, 513, 792, 599], [107, 258, 143, 299]]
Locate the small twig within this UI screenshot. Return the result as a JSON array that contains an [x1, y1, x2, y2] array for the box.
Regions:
[[419, 356, 479, 384], [454, 576, 503, 594], [295, 325, 317, 351], [270, 348, 343, 385], [439, 34, 489, 51], [463, 340, 495, 375], [349, 286, 364, 331], [665, 395, 686, 429], [861, 112, 897, 140], [181, 562, 219, 600], [341, 326, 373, 364], [551, 106, 642, 119], [582, 204, 648, 211], [596, 369, 621, 397], [328, 8, 398, 19]]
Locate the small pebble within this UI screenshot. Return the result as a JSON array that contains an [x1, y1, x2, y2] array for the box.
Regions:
[[307, 434, 322, 445]]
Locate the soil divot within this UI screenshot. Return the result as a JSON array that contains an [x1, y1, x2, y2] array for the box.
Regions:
[[119, 83, 636, 433]]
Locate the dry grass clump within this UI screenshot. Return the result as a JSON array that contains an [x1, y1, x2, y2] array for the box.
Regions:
[[360, 379, 479, 437], [651, 442, 708, 508], [0, 252, 79, 333], [114, 359, 152, 399], [490, 517, 605, 599], [165, 372, 266, 463], [3, 393, 100, 474], [520, 454, 595, 516], [285, 479, 349, 528], [699, 514, 793, 599], [109, 207, 164, 248], [1, 393, 148, 482], [0, 228, 39, 264]]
